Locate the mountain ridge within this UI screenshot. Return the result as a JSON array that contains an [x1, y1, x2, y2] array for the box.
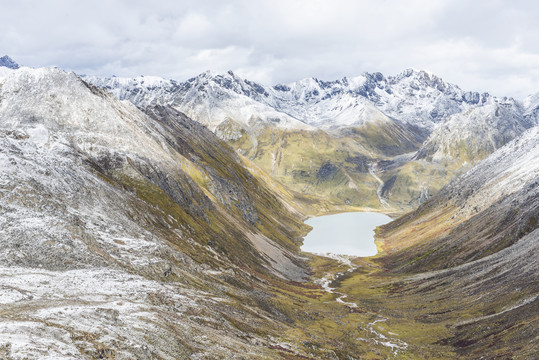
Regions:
[[416, 97, 535, 162], [83, 67, 500, 134]]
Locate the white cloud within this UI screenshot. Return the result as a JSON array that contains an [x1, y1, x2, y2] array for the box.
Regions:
[[1, 0, 538, 98]]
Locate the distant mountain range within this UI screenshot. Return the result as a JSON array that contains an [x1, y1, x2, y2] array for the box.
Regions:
[[84, 68, 496, 133], [82, 66, 538, 210]]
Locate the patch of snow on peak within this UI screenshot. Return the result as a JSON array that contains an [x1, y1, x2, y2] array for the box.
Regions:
[[82, 74, 179, 107], [0, 55, 20, 69]]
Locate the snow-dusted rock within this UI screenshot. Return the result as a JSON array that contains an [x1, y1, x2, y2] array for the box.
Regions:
[[416, 97, 534, 161], [0, 55, 19, 69], [84, 68, 497, 138]]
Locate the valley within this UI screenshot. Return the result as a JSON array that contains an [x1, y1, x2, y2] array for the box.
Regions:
[[0, 58, 537, 359], [86, 68, 536, 213]]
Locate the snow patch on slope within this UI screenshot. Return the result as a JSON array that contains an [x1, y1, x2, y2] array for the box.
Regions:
[[83, 74, 180, 107], [1, 67, 179, 165]]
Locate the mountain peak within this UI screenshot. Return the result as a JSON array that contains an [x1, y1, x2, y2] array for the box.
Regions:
[[193, 70, 216, 80], [0, 55, 20, 69], [395, 68, 447, 84], [399, 67, 433, 77], [388, 67, 455, 95]]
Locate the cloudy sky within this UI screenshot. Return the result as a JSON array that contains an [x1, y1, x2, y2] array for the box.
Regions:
[[2, 0, 538, 98]]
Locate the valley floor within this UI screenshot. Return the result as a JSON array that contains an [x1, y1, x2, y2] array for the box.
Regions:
[[268, 237, 538, 360], [263, 254, 456, 359]]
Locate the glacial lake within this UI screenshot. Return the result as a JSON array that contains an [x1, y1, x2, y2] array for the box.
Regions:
[[301, 212, 392, 257]]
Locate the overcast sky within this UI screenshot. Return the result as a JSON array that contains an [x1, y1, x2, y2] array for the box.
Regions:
[[2, 0, 538, 98]]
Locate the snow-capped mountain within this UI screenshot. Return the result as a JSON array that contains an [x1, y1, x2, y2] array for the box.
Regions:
[[266, 69, 490, 132], [84, 68, 491, 135], [86, 71, 315, 135], [416, 97, 534, 162], [171, 71, 314, 133], [0, 55, 19, 69], [265, 76, 409, 130], [374, 69, 490, 131]]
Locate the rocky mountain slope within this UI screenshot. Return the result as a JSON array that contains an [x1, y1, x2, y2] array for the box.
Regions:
[[380, 123, 539, 270], [416, 97, 534, 162], [0, 66, 326, 358], [378, 124, 539, 358], [0, 55, 19, 69]]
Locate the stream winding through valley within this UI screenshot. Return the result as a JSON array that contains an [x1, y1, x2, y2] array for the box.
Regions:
[[315, 258, 408, 355], [302, 212, 409, 355]]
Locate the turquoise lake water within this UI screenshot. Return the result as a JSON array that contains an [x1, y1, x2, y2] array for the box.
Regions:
[[301, 212, 392, 257]]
